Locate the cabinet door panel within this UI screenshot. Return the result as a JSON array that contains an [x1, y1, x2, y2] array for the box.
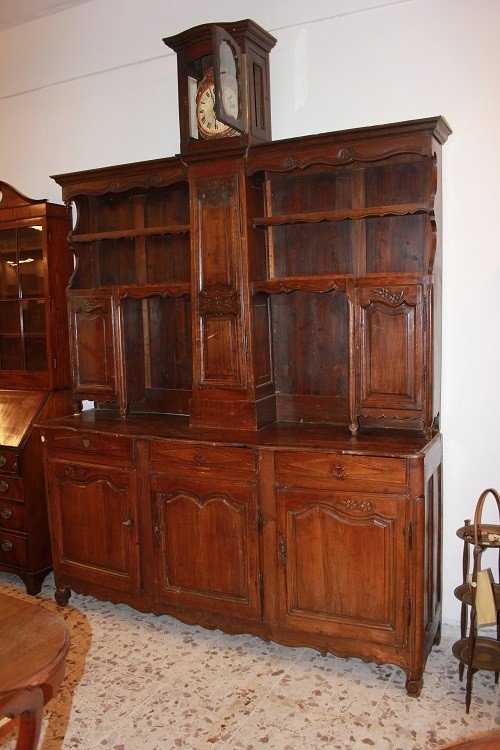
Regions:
[[356, 285, 424, 417], [277, 488, 408, 646], [69, 296, 117, 398], [47, 460, 140, 593], [152, 475, 260, 618]]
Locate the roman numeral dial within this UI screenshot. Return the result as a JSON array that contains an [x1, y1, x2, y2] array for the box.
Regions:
[[196, 70, 235, 140]]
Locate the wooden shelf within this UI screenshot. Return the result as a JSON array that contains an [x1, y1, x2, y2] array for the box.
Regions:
[[456, 523, 500, 548], [452, 637, 500, 672], [68, 282, 191, 299], [251, 272, 429, 295], [68, 283, 192, 299], [252, 202, 432, 228], [252, 275, 351, 294], [70, 224, 191, 244], [117, 282, 190, 299]]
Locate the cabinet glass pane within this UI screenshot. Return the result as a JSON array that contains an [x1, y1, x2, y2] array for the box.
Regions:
[[0, 336, 23, 370], [0, 229, 18, 299], [0, 301, 21, 334], [25, 335, 47, 371], [22, 299, 46, 334], [18, 226, 44, 297]]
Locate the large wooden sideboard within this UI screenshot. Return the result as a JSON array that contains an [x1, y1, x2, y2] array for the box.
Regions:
[[41, 116, 450, 694]]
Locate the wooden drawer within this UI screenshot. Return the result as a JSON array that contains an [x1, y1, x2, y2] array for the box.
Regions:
[[0, 501, 24, 533], [0, 531, 27, 569], [150, 441, 257, 477], [0, 451, 21, 476], [274, 451, 407, 489], [0, 475, 24, 502], [41, 429, 134, 463]]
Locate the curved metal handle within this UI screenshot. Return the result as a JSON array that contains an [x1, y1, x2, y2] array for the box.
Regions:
[[1, 507, 13, 520], [0, 455, 6, 467], [329, 465, 346, 479], [1, 540, 13, 552], [473, 488, 500, 547], [0, 481, 9, 493]]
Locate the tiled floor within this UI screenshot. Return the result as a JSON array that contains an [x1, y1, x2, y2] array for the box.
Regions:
[[0, 573, 498, 750]]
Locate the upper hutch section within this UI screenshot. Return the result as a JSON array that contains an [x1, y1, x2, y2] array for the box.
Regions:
[[0, 182, 72, 391], [53, 116, 450, 433]]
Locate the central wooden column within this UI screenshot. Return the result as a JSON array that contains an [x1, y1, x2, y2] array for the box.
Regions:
[[188, 150, 275, 430]]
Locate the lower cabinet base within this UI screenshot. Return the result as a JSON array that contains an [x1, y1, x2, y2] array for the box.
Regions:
[[41, 416, 443, 699], [54, 573, 440, 697]]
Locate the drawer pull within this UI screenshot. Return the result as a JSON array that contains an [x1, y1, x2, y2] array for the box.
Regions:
[[1, 540, 13, 552], [329, 465, 346, 479], [0, 481, 9, 493], [122, 518, 133, 527], [0, 456, 6, 467], [193, 454, 206, 466], [0, 508, 12, 520], [82, 438, 90, 448]]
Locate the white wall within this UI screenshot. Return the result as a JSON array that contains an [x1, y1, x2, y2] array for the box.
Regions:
[[1, 0, 499, 624]]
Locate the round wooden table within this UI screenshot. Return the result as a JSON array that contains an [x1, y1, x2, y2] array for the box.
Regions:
[[0, 593, 70, 750]]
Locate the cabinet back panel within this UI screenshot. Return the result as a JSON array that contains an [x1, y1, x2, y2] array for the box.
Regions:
[[99, 239, 136, 286], [97, 194, 134, 232], [148, 296, 192, 391], [122, 298, 146, 404], [365, 161, 426, 206], [145, 235, 190, 284], [145, 184, 189, 226], [272, 222, 352, 277], [123, 296, 192, 415], [272, 291, 349, 424], [268, 170, 354, 214], [365, 215, 426, 274], [252, 295, 273, 387]]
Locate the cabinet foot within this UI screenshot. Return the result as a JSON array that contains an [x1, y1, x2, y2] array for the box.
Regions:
[[24, 570, 50, 596], [433, 621, 442, 646], [55, 586, 71, 606], [405, 677, 423, 697]]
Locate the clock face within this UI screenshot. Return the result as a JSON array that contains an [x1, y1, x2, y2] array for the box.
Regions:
[[196, 75, 234, 139]]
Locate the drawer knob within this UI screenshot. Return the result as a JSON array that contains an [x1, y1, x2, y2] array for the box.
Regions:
[[0, 481, 9, 493], [0, 508, 12, 520], [193, 454, 206, 466], [82, 438, 90, 448], [0, 456, 6, 467], [329, 465, 346, 479], [1, 540, 13, 552]]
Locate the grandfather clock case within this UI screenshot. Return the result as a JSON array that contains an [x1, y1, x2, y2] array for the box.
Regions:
[[0, 182, 73, 593], [41, 19, 450, 696]]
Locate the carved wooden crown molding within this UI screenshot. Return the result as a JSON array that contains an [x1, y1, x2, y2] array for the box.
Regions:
[[246, 146, 432, 176]]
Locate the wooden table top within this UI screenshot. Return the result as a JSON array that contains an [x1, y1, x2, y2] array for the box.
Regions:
[[0, 593, 70, 697]]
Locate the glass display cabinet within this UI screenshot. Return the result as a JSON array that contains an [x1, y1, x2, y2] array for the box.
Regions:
[[0, 182, 73, 593]]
